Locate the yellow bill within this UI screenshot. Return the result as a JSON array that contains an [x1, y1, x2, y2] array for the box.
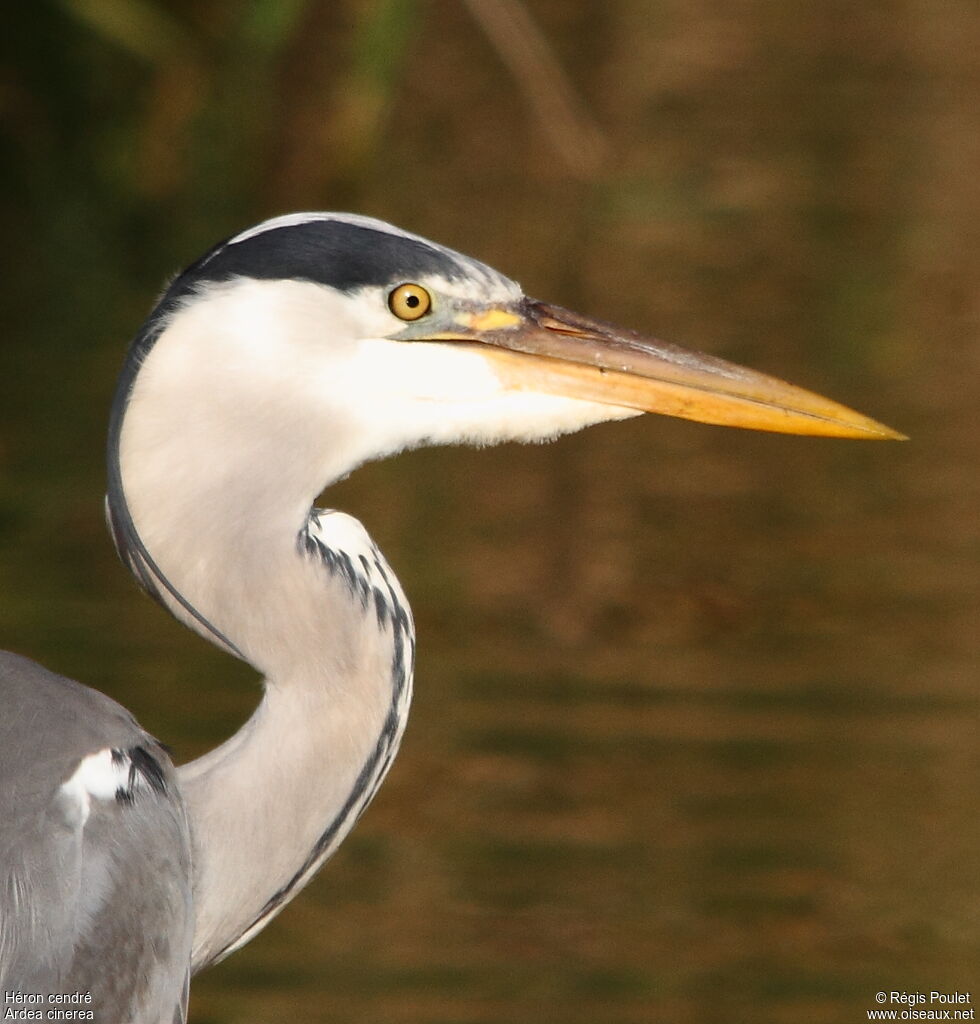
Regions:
[[445, 299, 905, 440]]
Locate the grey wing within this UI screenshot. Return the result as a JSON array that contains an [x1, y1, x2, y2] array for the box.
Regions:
[[0, 651, 193, 1024]]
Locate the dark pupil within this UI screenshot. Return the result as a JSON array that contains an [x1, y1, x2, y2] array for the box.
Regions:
[[405, 293, 420, 308]]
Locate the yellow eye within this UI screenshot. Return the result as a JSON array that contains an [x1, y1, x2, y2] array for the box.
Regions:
[[388, 283, 432, 321]]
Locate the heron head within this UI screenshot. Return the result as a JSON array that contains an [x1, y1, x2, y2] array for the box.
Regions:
[[117, 213, 903, 498]]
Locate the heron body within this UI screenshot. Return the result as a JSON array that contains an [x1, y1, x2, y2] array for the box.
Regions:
[[0, 652, 191, 1021], [0, 213, 901, 1020]]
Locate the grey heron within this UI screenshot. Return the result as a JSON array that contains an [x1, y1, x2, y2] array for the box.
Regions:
[[0, 213, 902, 1021]]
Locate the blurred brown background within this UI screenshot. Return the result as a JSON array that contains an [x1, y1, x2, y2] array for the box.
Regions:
[[1, 2, 977, 1022]]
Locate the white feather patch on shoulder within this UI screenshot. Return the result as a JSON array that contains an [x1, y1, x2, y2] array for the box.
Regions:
[[59, 748, 135, 828]]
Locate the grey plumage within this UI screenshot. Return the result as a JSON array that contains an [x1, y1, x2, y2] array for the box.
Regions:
[[0, 652, 192, 1023]]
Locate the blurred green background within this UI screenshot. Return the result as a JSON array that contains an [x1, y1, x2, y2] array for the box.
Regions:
[[1, 2, 978, 1022]]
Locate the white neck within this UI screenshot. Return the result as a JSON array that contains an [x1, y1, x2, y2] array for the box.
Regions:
[[116, 294, 414, 970], [112, 275, 634, 969]]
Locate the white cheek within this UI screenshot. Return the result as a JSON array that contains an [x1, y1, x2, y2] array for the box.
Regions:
[[329, 337, 639, 452], [344, 339, 504, 403]]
